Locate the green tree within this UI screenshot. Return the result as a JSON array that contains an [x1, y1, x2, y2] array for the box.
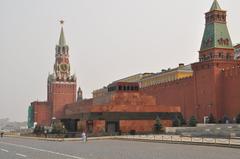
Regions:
[[236, 113, 240, 124], [188, 116, 197, 127], [172, 117, 181, 127], [33, 125, 44, 136], [52, 122, 66, 134], [177, 113, 186, 126], [154, 116, 162, 134], [173, 114, 186, 127], [208, 113, 216, 123]]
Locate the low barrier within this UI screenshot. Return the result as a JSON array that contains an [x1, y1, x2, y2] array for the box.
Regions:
[[116, 135, 240, 147], [4, 133, 240, 147]]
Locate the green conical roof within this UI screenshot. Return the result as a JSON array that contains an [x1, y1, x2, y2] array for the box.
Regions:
[[200, 23, 233, 51], [59, 27, 66, 46], [200, 0, 232, 51], [210, 0, 221, 11]]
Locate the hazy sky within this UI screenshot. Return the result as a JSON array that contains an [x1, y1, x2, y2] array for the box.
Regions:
[[0, 0, 240, 121]]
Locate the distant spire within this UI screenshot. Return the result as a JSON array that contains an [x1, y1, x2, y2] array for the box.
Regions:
[[59, 20, 66, 46], [77, 87, 83, 101], [210, 0, 221, 11]]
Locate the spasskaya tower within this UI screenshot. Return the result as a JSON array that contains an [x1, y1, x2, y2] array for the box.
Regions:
[[47, 21, 77, 120]]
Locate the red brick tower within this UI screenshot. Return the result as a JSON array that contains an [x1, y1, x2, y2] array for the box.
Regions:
[[192, 0, 238, 121], [47, 21, 77, 120]]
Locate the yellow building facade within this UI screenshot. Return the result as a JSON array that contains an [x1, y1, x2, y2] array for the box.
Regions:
[[140, 64, 192, 88]]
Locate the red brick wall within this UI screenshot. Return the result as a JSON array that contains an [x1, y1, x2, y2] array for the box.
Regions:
[[223, 67, 240, 119], [192, 62, 221, 121], [142, 60, 240, 122], [120, 120, 172, 133], [49, 82, 76, 119], [65, 99, 93, 115], [192, 61, 240, 121], [32, 102, 51, 126], [142, 77, 194, 121]]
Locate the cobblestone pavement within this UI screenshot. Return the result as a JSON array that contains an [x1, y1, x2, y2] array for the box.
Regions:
[[0, 137, 240, 159]]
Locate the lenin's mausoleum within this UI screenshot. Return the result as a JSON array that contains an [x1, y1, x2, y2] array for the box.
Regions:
[[28, 0, 240, 134]]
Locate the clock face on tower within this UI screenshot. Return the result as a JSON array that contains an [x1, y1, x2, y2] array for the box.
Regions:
[[59, 63, 68, 72]]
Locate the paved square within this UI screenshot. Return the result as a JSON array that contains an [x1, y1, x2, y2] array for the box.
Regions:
[[0, 137, 240, 159]]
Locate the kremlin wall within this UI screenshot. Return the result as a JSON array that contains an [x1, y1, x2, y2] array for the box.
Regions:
[[28, 0, 240, 134]]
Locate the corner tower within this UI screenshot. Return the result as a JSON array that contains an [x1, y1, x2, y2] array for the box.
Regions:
[[48, 21, 77, 120], [192, 0, 239, 122], [199, 0, 234, 61]]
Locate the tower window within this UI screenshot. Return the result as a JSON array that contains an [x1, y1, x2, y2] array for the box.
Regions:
[[210, 52, 213, 59], [219, 53, 223, 59], [226, 53, 231, 60]]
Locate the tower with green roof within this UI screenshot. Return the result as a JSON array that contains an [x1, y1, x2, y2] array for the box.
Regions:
[[199, 0, 234, 62], [192, 0, 238, 122]]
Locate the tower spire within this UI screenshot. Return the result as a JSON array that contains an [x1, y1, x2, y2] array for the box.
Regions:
[[59, 20, 66, 46], [53, 20, 73, 81], [56, 20, 69, 55], [77, 87, 83, 102], [210, 0, 221, 11], [199, 0, 234, 62]]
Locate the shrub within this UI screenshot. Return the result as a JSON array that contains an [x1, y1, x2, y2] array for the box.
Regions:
[[52, 122, 66, 134], [154, 116, 162, 134], [172, 117, 181, 127], [177, 113, 186, 126], [188, 116, 197, 127], [236, 113, 240, 124], [173, 114, 186, 126]]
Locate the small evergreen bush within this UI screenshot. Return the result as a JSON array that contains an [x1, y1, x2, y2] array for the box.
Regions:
[[154, 116, 162, 134], [236, 113, 240, 124], [52, 122, 66, 134], [172, 117, 181, 127], [178, 113, 186, 126], [188, 116, 197, 127]]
